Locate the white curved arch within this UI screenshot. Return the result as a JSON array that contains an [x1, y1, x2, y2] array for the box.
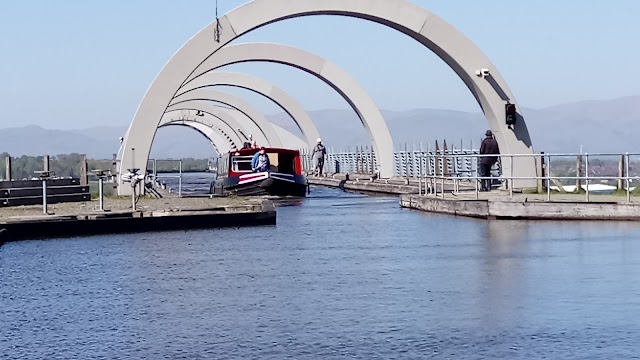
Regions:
[[173, 43, 394, 176], [162, 108, 244, 145], [162, 118, 308, 153], [164, 100, 276, 147], [168, 90, 282, 148], [176, 71, 320, 147], [160, 110, 243, 150], [120, 0, 536, 194], [163, 106, 308, 150], [160, 120, 226, 154]]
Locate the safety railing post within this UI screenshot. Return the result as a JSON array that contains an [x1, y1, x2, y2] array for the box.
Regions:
[[509, 155, 514, 197], [626, 152, 631, 203], [475, 164, 479, 200], [179, 160, 183, 198], [547, 154, 551, 202], [585, 153, 590, 202]]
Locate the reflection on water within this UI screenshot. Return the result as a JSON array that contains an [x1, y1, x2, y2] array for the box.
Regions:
[[1, 186, 640, 358]]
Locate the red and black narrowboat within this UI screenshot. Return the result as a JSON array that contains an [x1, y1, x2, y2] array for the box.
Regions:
[[211, 147, 308, 197]]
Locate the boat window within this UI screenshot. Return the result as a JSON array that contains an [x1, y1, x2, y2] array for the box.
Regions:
[[232, 156, 253, 172]]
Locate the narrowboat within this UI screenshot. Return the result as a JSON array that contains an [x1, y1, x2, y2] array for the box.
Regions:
[[210, 147, 308, 197]]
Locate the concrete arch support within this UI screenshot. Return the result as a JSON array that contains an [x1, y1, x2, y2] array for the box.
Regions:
[[175, 43, 394, 179], [175, 71, 320, 148], [120, 0, 536, 195]]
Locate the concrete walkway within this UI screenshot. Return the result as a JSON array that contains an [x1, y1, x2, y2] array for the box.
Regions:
[[308, 173, 640, 220], [401, 192, 640, 221], [0, 197, 276, 242]]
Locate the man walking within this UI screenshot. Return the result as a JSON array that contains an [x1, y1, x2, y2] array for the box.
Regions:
[[312, 138, 327, 176], [479, 130, 500, 191]]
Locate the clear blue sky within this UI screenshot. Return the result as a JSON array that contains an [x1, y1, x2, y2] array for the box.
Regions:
[[1, 0, 638, 129]]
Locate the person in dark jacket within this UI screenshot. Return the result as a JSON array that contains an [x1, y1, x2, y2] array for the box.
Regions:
[[312, 138, 327, 176], [251, 147, 271, 173], [479, 130, 500, 191]]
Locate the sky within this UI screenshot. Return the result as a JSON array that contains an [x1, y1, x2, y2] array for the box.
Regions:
[[0, 0, 638, 129]]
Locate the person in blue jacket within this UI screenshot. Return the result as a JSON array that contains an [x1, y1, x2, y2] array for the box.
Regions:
[[251, 147, 271, 172]]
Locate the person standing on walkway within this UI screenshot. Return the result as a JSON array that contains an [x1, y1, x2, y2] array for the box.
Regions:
[[312, 138, 327, 176], [479, 130, 500, 191]]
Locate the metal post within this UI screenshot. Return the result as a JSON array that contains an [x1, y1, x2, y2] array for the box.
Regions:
[[355, 146, 360, 174], [618, 154, 625, 191], [131, 147, 137, 212], [475, 170, 479, 200], [98, 177, 104, 211], [576, 155, 582, 191], [626, 152, 631, 203], [132, 182, 136, 212], [43, 155, 50, 172], [42, 179, 47, 215], [370, 145, 374, 175], [419, 152, 424, 195], [453, 154, 458, 192], [179, 160, 183, 197], [80, 154, 88, 186], [585, 153, 590, 202], [5, 156, 12, 181], [509, 155, 514, 197], [547, 155, 551, 201]]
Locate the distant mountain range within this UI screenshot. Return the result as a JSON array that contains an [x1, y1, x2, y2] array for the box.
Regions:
[[0, 96, 638, 159]]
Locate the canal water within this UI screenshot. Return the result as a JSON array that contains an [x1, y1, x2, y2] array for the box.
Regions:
[[2, 181, 640, 358]]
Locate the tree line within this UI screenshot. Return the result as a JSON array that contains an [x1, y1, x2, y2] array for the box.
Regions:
[[0, 153, 210, 180]]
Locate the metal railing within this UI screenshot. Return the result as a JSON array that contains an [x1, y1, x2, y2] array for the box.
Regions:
[[414, 152, 640, 203], [302, 147, 640, 202], [148, 159, 183, 197], [300, 147, 479, 177]]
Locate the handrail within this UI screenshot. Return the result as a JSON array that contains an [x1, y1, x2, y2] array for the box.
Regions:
[[301, 149, 639, 203], [414, 152, 637, 203]]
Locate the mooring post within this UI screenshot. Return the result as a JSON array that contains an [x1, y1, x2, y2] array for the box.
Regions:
[[5, 155, 12, 181], [34, 171, 53, 215], [99, 176, 104, 211], [91, 170, 109, 211], [42, 179, 47, 215], [80, 154, 88, 186]]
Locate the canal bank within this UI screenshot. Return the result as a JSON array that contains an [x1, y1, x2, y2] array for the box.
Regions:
[[0, 197, 276, 243], [309, 175, 640, 221], [308, 174, 425, 195]]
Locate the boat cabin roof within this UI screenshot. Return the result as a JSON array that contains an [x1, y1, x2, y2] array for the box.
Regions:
[[229, 147, 300, 156]]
